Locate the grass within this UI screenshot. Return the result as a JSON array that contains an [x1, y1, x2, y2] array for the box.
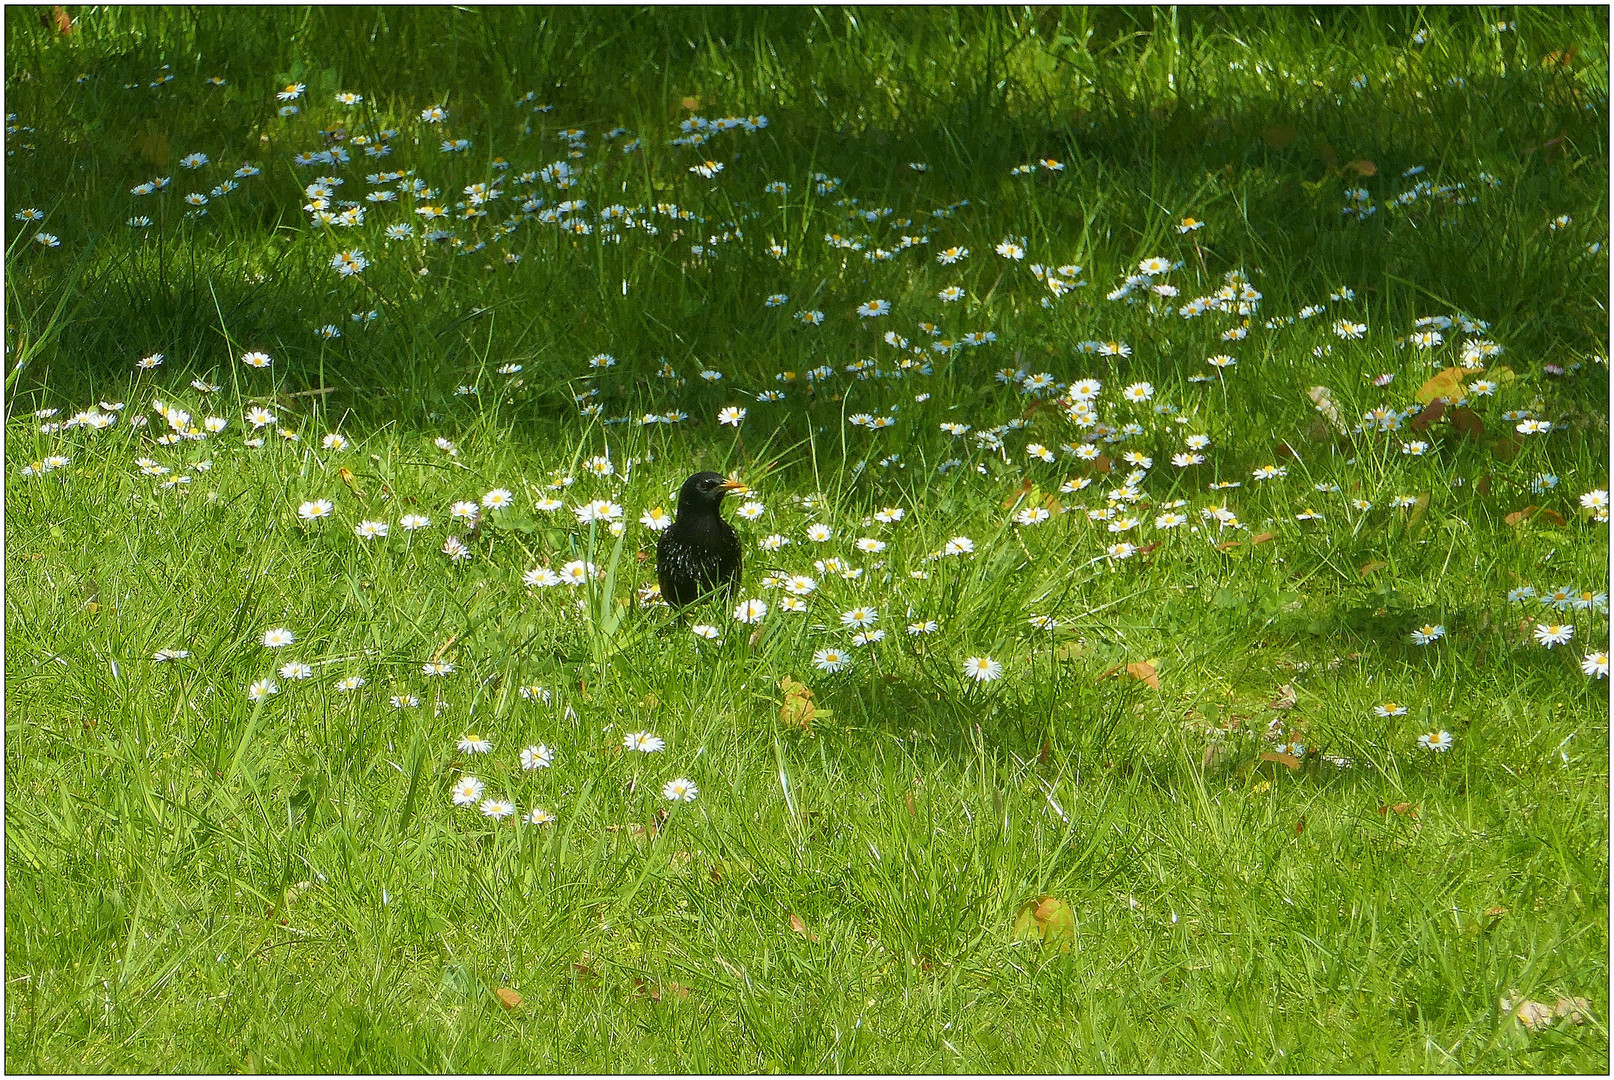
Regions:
[[5, 5, 1609, 1072]]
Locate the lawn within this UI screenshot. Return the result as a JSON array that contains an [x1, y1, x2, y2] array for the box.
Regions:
[[4, 5, 1609, 1072]]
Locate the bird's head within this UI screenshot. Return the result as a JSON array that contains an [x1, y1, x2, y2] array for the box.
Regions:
[[676, 471, 747, 515]]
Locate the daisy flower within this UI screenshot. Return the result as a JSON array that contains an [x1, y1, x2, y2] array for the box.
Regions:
[[261, 628, 295, 648], [812, 648, 850, 673], [840, 606, 878, 629], [1534, 623, 1574, 649], [733, 599, 768, 624], [451, 777, 485, 806], [1417, 730, 1454, 752], [962, 655, 1003, 682], [662, 777, 699, 802], [479, 798, 516, 819], [457, 733, 492, 754], [624, 731, 665, 753]]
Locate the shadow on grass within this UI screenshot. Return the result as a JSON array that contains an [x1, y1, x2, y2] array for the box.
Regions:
[[5, 6, 1605, 432]]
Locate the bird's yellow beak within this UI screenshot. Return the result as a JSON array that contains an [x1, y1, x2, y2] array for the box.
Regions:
[[720, 478, 749, 494]]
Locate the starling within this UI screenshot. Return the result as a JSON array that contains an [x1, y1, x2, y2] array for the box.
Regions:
[[657, 472, 747, 608]]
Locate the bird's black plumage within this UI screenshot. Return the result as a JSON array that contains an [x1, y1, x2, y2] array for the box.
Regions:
[[657, 472, 745, 608]]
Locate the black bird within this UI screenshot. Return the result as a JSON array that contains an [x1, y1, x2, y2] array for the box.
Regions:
[[657, 472, 747, 608]]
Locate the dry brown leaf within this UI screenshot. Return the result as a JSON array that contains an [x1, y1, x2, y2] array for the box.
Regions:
[[1124, 661, 1160, 689], [495, 987, 523, 1010], [788, 913, 819, 943], [1449, 406, 1486, 438], [1307, 386, 1348, 432], [1214, 540, 1244, 552], [1505, 506, 1567, 528], [1379, 802, 1419, 818], [1294, 815, 1306, 836], [1250, 532, 1275, 545], [1359, 560, 1389, 576], [1408, 399, 1446, 431], [1554, 996, 1591, 1024], [1012, 896, 1076, 951], [903, 790, 917, 817], [778, 676, 818, 730], [1261, 124, 1297, 149], [1512, 998, 1555, 1031], [1269, 684, 1298, 710], [1001, 478, 1036, 508], [1345, 158, 1378, 177], [134, 130, 170, 167], [1259, 751, 1301, 771]]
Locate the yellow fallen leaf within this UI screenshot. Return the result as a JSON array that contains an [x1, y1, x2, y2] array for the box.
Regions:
[[1415, 367, 1467, 405], [1012, 896, 1075, 952]]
